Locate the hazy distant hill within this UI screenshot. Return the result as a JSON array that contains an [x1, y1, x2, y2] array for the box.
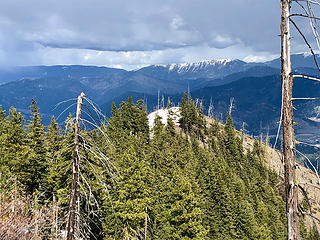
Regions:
[[266, 53, 320, 69], [0, 58, 254, 120], [136, 58, 250, 80], [1, 53, 320, 144]]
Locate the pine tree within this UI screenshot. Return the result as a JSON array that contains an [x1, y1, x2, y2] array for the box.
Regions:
[[224, 113, 244, 171], [45, 116, 65, 200], [107, 102, 124, 146], [108, 98, 149, 150], [103, 146, 152, 239], [0, 107, 28, 181], [0, 94, 307, 239], [165, 114, 176, 137], [154, 170, 207, 240], [149, 121, 208, 239], [179, 93, 206, 140], [54, 114, 74, 206], [152, 114, 164, 136], [24, 99, 47, 193]]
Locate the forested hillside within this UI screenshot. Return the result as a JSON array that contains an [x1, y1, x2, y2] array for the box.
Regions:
[[0, 95, 318, 239]]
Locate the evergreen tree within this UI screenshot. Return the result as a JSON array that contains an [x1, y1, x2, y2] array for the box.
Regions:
[[179, 92, 206, 140], [102, 146, 152, 239], [154, 170, 207, 240], [0, 107, 28, 180], [224, 113, 245, 171], [24, 99, 47, 193], [45, 116, 65, 200], [107, 97, 149, 150], [149, 119, 208, 239], [54, 114, 74, 206], [1, 94, 317, 239], [179, 92, 198, 135]]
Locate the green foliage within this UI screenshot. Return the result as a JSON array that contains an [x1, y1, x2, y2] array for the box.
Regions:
[[45, 116, 68, 202], [0, 95, 317, 239], [106, 146, 152, 238], [0, 107, 28, 181], [108, 97, 149, 149], [179, 92, 206, 140], [24, 99, 47, 193]]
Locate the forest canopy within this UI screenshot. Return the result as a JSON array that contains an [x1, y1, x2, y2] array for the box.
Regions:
[[0, 95, 318, 239]]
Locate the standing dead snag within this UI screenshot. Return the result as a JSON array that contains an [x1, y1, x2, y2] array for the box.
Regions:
[[280, 1, 300, 239], [67, 92, 85, 240]]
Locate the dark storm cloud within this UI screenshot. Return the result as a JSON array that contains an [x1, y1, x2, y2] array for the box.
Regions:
[[0, 0, 313, 67], [0, 0, 279, 51]]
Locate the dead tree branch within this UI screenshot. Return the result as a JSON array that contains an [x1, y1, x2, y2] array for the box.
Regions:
[[290, 13, 320, 20], [299, 182, 320, 190], [290, 18, 320, 71], [295, 148, 320, 184], [293, 74, 320, 82], [292, 97, 320, 100]]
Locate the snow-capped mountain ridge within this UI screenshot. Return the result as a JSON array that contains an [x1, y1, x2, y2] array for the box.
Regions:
[[152, 58, 234, 73], [137, 58, 248, 80], [168, 59, 233, 73]]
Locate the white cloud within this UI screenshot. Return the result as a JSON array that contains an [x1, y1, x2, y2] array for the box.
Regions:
[[0, 0, 315, 68], [243, 54, 278, 63], [1, 43, 276, 70], [170, 16, 184, 30]]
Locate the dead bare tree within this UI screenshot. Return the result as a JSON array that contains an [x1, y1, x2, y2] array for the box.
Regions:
[[54, 93, 118, 240], [279, 0, 320, 238], [67, 92, 85, 240], [208, 97, 214, 118], [228, 97, 234, 115], [280, 1, 300, 239]]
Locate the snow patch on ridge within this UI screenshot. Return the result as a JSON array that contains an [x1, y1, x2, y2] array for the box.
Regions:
[[167, 59, 232, 73], [152, 59, 232, 73], [148, 107, 181, 130]]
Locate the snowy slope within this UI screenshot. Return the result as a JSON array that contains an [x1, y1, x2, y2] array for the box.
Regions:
[[148, 107, 181, 130], [138, 58, 247, 80], [165, 59, 232, 73]]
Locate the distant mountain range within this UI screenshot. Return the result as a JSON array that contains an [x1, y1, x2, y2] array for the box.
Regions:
[[1, 53, 320, 146]]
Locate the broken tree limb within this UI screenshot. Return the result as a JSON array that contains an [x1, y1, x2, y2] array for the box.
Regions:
[[293, 74, 320, 82], [67, 92, 85, 240]]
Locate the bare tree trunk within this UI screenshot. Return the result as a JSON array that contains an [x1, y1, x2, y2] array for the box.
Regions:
[[67, 92, 85, 240], [144, 207, 148, 240], [13, 176, 17, 216], [55, 200, 59, 239], [123, 224, 128, 240], [51, 194, 56, 240], [280, 1, 300, 239], [51, 194, 59, 240]]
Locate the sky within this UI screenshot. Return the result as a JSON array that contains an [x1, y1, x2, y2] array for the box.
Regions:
[[0, 0, 318, 70]]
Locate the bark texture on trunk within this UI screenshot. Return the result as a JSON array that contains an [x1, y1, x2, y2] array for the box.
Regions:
[[67, 92, 85, 240], [280, 1, 300, 239]]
